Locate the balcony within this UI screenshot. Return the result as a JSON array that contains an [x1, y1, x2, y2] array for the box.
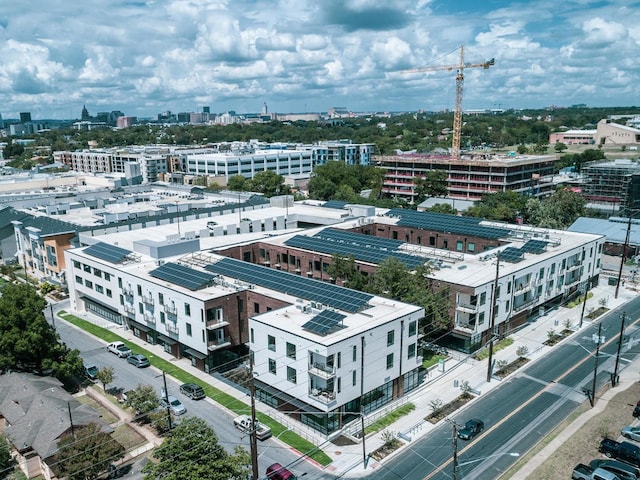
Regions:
[[513, 297, 538, 312], [163, 303, 177, 316], [206, 319, 229, 330], [142, 294, 154, 305], [308, 362, 336, 380], [165, 322, 179, 335], [207, 335, 231, 351], [122, 286, 133, 297], [455, 302, 478, 314], [566, 262, 582, 273], [309, 388, 337, 405], [143, 313, 155, 325], [123, 304, 135, 315]]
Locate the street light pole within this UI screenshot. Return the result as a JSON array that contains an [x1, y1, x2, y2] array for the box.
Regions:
[[612, 312, 626, 387], [615, 213, 633, 299], [590, 322, 602, 408], [162, 371, 172, 431], [452, 423, 459, 480], [487, 252, 500, 383]]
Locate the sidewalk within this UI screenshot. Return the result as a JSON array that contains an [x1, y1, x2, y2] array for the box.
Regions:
[[63, 282, 639, 478]]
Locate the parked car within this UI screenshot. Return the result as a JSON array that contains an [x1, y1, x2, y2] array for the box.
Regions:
[[127, 354, 150, 368], [266, 463, 297, 480], [590, 459, 640, 480], [599, 438, 640, 467], [107, 341, 131, 358], [179, 383, 205, 400], [234, 414, 272, 440], [633, 405, 640, 419], [457, 419, 484, 440], [572, 463, 622, 480], [622, 426, 640, 442], [84, 363, 98, 380], [160, 395, 187, 416]]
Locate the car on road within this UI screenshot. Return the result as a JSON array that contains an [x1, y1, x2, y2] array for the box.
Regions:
[[160, 395, 187, 416], [589, 459, 640, 480], [457, 419, 484, 440], [266, 463, 297, 480], [179, 383, 205, 400], [84, 363, 98, 380], [622, 426, 640, 442], [126, 354, 150, 368], [234, 414, 272, 440], [107, 341, 131, 358]]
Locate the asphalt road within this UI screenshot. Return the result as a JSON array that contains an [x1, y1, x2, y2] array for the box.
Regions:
[[348, 296, 640, 480], [54, 310, 302, 477]]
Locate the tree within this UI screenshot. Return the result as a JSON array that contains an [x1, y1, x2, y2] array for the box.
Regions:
[[96, 366, 114, 392], [413, 171, 448, 204], [55, 423, 125, 480], [142, 417, 251, 480], [0, 434, 14, 478], [226, 175, 247, 192], [554, 142, 568, 153], [369, 258, 417, 300], [0, 283, 83, 380], [246, 170, 286, 197], [465, 191, 528, 223], [325, 254, 368, 290], [525, 188, 586, 229], [126, 384, 160, 419]]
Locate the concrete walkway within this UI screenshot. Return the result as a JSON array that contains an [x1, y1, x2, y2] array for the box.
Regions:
[[61, 281, 640, 478]]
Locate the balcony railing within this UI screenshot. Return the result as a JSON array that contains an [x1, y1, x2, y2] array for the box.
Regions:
[[165, 322, 179, 335], [309, 362, 336, 379], [163, 303, 177, 315], [309, 388, 337, 404], [207, 335, 231, 351], [122, 286, 133, 297], [144, 313, 155, 325], [455, 302, 478, 313], [123, 304, 135, 314], [206, 319, 229, 330], [142, 294, 154, 305]]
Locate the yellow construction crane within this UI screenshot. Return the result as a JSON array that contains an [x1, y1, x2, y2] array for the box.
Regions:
[[401, 46, 494, 159]]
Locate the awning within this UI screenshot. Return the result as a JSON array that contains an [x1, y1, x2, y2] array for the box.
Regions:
[[129, 321, 150, 333], [157, 334, 177, 345], [184, 347, 207, 360]]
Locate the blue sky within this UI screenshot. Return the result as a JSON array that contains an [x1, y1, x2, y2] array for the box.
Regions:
[[0, 0, 638, 119]]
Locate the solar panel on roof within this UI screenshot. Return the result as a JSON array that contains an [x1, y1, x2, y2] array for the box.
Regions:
[[499, 247, 525, 263], [150, 262, 216, 291], [285, 235, 427, 269], [322, 200, 348, 210], [84, 242, 133, 264], [302, 309, 346, 336], [205, 258, 372, 313], [313, 228, 405, 251], [522, 239, 547, 254], [387, 209, 511, 240]]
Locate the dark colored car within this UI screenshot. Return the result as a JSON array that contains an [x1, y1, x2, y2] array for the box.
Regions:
[[633, 405, 640, 418], [266, 463, 297, 480], [599, 438, 640, 467], [590, 459, 640, 480], [457, 419, 484, 440], [126, 354, 150, 368], [179, 383, 205, 400]]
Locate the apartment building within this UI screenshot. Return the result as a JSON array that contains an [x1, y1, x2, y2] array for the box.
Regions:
[[376, 153, 556, 201], [581, 159, 640, 206]]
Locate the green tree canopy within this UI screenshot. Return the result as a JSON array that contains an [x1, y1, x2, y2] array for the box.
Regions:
[[525, 188, 586, 229], [246, 170, 287, 197], [142, 417, 250, 480], [126, 384, 160, 418], [226, 175, 247, 192], [413, 170, 448, 204], [0, 283, 82, 380], [465, 191, 528, 223], [0, 434, 14, 478], [55, 423, 125, 480]]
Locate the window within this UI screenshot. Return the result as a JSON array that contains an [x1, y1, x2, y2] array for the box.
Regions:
[[95, 284, 104, 294], [268, 335, 276, 351], [106, 289, 112, 298], [456, 240, 464, 251], [184, 303, 191, 316], [104, 272, 111, 281], [73, 260, 81, 268], [83, 264, 91, 273], [158, 293, 164, 305], [160, 311, 165, 324], [138, 302, 144, 314], [408, 320, 417, 337], [286, 342, 296, 359], [254, 302, 260, 314], [386, 353, 394, 370], [250, 328, 254, 343], [478, 312, 485, 325], [353, 345, 357, 362], [85, 280, 93, 289], [408, 343, 416, 359], [468, 242, 475, 252], [287, 366, 296, 384], [314, 260, 321, 271], [387, 330, 394, 347], [479, 292, 486, 305], [118, 277, 123, 288], [429, 236, 436, 246], [137, 285, 142, 296], [337, 377, 341, 393], [186, 323, 192, 336], [75, 275, 83, 285], [337, 352, 341, 369], [352, 370, 357, 386], [269, 358, 276, 375]]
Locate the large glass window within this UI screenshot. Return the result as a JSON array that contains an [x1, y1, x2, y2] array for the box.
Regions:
[[286, 342, 296, 359], [387, 330, 394, 346], [287, 366, 296, 384], [269, 358, 276, 374], [386, 353, 394, 369], [408, 343, 416, 359], [268, 335, 276, 351], [408, 320, 417, 337]]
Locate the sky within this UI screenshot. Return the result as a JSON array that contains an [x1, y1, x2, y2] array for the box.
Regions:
[[1, 0, 639, 119]]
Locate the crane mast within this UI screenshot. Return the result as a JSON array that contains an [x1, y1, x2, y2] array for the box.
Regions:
[[402, 46, 494, 159]]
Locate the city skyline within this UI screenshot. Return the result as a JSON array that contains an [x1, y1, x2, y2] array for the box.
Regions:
[[1, 0, 638, 119]]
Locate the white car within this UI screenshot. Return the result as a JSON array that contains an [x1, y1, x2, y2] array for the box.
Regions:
[[233, 414, 272, 440], [160, 395, 187, 416], [107, 341, 131, 358]]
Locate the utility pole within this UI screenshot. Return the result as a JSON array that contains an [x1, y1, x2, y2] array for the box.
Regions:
[[578, 281, 589, 329], [49, 303, 56, 330], [590, 322, 602, 408], [452, 422, 459, 480], [68, 402, 75, 438], [612, 312, 626, 387], [249, 352, 259, 480], [487, 253, 500, 383], [162, 371, 172, 431], [360, 336, 368, 469], [615, 214, 632, 299]]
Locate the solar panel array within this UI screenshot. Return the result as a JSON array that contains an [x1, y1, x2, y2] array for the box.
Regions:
[[302, 309, 347, 336], [205, 258, 373, 312], [284, 235, 427, 269], [499, 247, 525, 263], [322, 200, 348, 210], [522, 239, 547, 254], [84, 242, 133, 264], [387, 209, 512, 239], [314, 228, 404, 251], [150, 262, 216, 291]]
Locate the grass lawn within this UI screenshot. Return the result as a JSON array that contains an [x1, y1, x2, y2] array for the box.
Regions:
[[57, 311, 332, 466]]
